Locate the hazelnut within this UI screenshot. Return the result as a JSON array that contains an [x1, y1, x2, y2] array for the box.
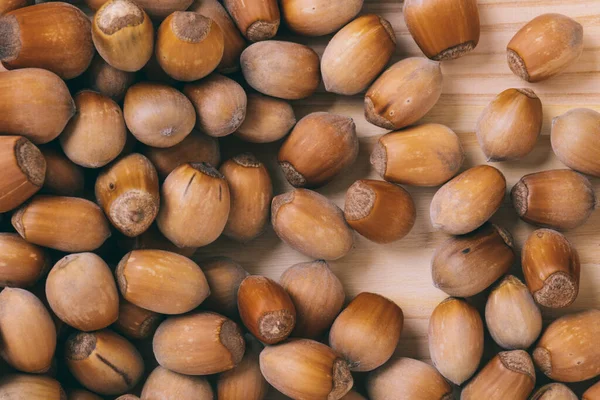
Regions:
[[344, 179, 416, 243], [84, 55, 136, 103], [0, 288, 56, 373], [46, 252, 119, 331], [0, 3, 94, 79], [485, 275, 542, 349], [0, 233, 50, 288], [461, 350, 535, 400], [279, 260, 345, 339], [259, 339, 353, 400], [511, 169, 595, 230], [281, 0, 363, 36], [365, 57, 443, 130], [0, 135, 45, 212], [116, 249, 210, 314], [241, 40, 320, 100], [117, 223, 197, 258], [431, 223, 515, 297], [584, 381, 600, 400], [12, 195, 112, 252], [367, 357, 453, 400], [220, 153, 273, 242], [0, 68, 75, 144], [0, 374, 65, 400], [40, 146, 85, 197], [124, 82, 196, 148], [321, 14, 396, 95], [507, 14, 583, 82], [552, 108, 600, 177], [113, 297, 163, 340], [153, 311, 245, 375], [430, 165, 506, 235], [237, 275, 296, 344], [60, 90, 127, 168], [183, 74, 247, 138], [156, 163, 230, 248], [371, 123, 464, 186], [190, 0, 246, 73], [533, 309, 600, 382], [199, 256, 248, 317], [476, 88, 543, 161], [95, 153, 160, 237], [330, 292, 403, 371], [522, 229, 580, 308], [223, 0, 279, 41], [403, 0, 480, 60], [156, 12, 224, 81], [278, 112, 358, 188], [235, 93, 296, 143], [272, 189, 354, 260], [429, 297, 483, 385], [531, 383, 578, 400], [65, 330, 144, 395], [141, 366, 213, 400]]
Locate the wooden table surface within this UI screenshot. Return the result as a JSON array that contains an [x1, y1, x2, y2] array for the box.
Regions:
[[197, 0, 600, 397]]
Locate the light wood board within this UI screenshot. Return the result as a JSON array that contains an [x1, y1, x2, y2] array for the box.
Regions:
[[197, 0, 600, 397]]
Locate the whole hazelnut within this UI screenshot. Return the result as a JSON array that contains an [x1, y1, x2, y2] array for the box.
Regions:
[[552, 108, 600, 177], [235, 94, 296, 143], [281, 0, 363, 36], [223, 0, 279, 41]]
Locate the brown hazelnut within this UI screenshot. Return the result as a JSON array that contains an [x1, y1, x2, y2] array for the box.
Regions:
[[344, 179, 416, 243], [237, 275, 296, 344], [279, 260, 344, 339], [124, 82, 196, 148], [141, 366, 213, 399], [0, 68, 75, 144], [522, 229, 580, 308], [84, 55, 136, 103], [533, 309, 600, 382], [68, 389, 103, 400], [281, 0, 363, 36], [0, 135, 45, 212], [153, 311, 245, 375], [113, 297, 163, 340], [241, 40, 320, 100], [116, 249, 210, 314], [92, 0, 154, 72], [156, 12, 224, 81], [403, 0, 480, 60], [156, 163, 230, 248], [46, 253, 119, 331], [511, 169, 595, 230], [278, 112, 358, 188], [223, 0, 279, 41], [485, 275, 542, 349], [0, 374, 65, 400], [259, 339, 353, 400], [367, 357, 453, 400], [95, 153, 160, 237], [0, 0, 32, 14], [117, 223, 197, 258], [0, 288, 56, 373], [65, 330, 144, 395], [0, 233, 50, 288], [0, 3, 94, 79], [12, 195, 111, 252], [365, 57, 443, 130], [40, 146, 85, 197], [220, 153, 273, 242], [60, 90, 127, 168], [531, 383, 578, 400], [330, 292, 403, 372], [183, 74, 247, 137], [200, 256, 248, 317], [552, 108, 600, 177], [272, 189, 354, 260], [140, 130, 220, 180], [429, 297, 483, 385], [507, 14, 583, 82], [584, 381, 600, 400], [321, 14, 396, 95], [371, 123, 464, 187], [190, 0, 246, 73], [235, 93, 296, 143], [461, 350, 535, 400], [476, 88, 543, 161], [217, 335, 269, 400], [430, 165, 506, 235], [431, 223, 515, 297]]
